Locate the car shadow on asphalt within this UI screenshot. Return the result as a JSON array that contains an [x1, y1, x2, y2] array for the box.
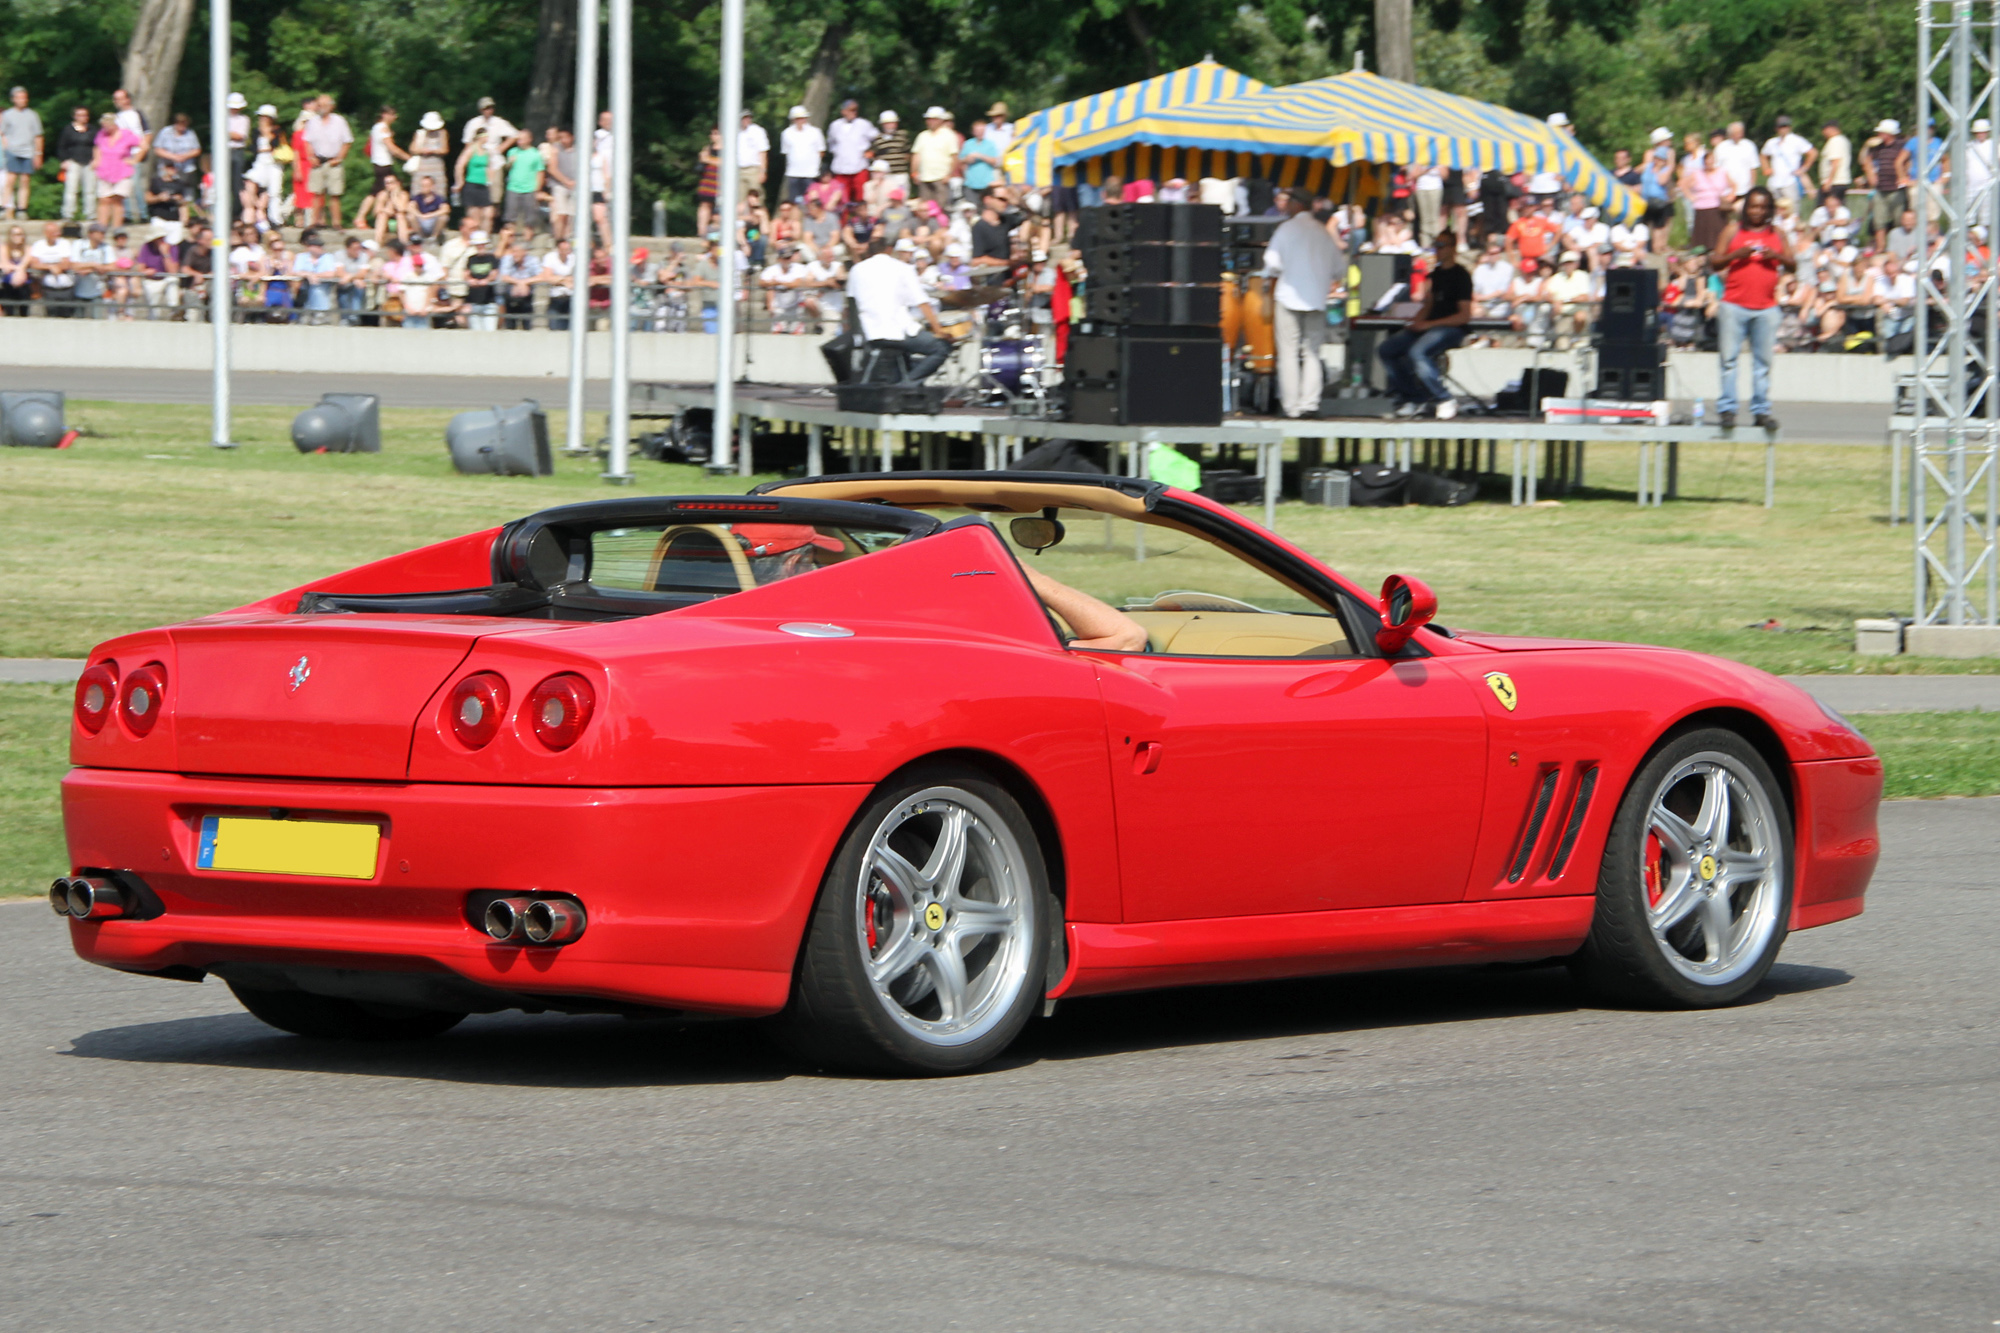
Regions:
[[60, 961, 1851, 1085], [1004, 959, 1854, 1067]]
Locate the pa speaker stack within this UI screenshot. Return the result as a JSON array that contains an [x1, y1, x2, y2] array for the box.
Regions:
[[1067, 202, 1224, 427], [1591, 268, 1664, 402]]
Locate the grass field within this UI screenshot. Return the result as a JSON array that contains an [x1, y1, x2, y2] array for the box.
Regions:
[[3, 398, 1997, 896]]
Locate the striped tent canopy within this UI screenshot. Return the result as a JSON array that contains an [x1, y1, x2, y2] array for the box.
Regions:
[[1004, 61, 1269, 191], [1012, 69, 1641, 223]]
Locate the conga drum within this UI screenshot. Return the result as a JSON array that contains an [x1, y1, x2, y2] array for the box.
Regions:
[[1220, 274, 1244, 354], [1240, 274, 1277, 374]]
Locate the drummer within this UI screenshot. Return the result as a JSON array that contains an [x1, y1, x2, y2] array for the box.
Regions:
[[845, 236, 954, 382]]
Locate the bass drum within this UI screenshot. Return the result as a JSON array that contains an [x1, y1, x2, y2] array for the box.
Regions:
[[1238, 274, 1276, 374], [982, 338, 1046, 394]]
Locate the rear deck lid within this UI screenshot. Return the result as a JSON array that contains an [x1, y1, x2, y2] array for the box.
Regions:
[[168, 617, 494, 780]]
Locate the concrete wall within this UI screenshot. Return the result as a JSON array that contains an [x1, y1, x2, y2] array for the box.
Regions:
[[0, 317, 1898, 403]]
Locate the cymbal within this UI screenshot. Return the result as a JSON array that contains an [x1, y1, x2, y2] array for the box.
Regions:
[[937, 284, 1008, 309]]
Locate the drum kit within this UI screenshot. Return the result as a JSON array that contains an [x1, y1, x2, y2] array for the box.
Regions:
[[936, 262, 1058, 413]]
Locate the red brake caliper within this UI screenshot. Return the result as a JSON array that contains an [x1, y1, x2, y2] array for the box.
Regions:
[[864, 887, 879, 952], [1643, 832, 1663, 904]]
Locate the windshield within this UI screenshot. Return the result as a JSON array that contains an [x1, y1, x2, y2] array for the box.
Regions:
[[587, 521, 914, 597]]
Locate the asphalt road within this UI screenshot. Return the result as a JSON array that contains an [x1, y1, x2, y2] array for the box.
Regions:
[[3, 797, 1995, 1331]]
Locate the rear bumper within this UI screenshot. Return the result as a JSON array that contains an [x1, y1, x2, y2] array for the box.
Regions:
[[1790, 756, 1883, 930], [61, 767, 870, 1016]]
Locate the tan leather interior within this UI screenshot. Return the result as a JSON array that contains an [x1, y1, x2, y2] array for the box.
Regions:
[[768, 477, 1155, 520], [646, 524, 756, 593], [1127, 610, 1353, 658]]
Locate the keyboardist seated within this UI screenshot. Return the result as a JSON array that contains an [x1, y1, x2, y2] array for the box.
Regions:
[[1377, 230, 1473, 421]]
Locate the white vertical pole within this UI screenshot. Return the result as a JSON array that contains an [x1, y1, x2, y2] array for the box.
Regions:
[[603, 0, 632, 483], [564, 0, 598, 456], [807, 423, 822, 475], [710, 0, 745, 472], [208, 0, 233, 448]]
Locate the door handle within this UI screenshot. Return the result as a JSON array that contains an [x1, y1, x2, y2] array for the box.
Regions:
[[1132, 741, 1163, 776]]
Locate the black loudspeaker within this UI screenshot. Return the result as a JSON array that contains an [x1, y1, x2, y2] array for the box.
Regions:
[[1494, 367, 1571, 413], [1356, 253, 1415, 310], [1593, 342, 1666, 400], [1065, 333, 1223, 426], [1074, 202, 1223, 247], [1081, 243, 1223, 286], [835, 383, 947, 414], [1347, 463, 1409, 507], [1084, 284, 1223, 326], [1406, 471, 1479, 507], [1597, 267, 1660, 343]]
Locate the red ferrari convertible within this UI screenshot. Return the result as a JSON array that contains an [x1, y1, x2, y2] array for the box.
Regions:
[[56, 472, 1881, 1073]]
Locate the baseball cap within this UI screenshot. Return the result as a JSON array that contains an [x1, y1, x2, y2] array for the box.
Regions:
[[1775, 114, 1793, 127], [944, 242, 966, 258], [1582, 206, 1599, 219], [1649, 126, 1671, 144], [478, 96, 496, 109], [924, 106, 949, 119], [893, 237, 917, 252], [469, 230, 489, 243], [870, 160, 889, 172], [735, 524, 842, 558], [789, 105, 809, 119], [888, 186, 906, 200]]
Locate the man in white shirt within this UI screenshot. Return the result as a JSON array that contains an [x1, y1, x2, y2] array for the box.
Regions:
[[1261, 187, 1339, 418], [28, 221, 74, 315], [737, 110, 770, 200], [462, 98, 517, 158], [1809, 199, 1855, 244], [1714, 121, 1761, 203], [826, 100, 877, 205], [778, 106, 824, 206], [984, 102, 1014, 159], [1818, 120, 1852, 205], [1969, 118, 1996, 227], [1875, 255, 1916, 343], [1761, 114, 1816, 209], [842, 237, 951, 380], [1471, 240, 1515, 318], [760, 243, 815, 332], [303, 94, 354, 227]]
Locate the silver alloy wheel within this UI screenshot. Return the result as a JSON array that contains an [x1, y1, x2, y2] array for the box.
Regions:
[[854, 786, 1036, 1048], [1640, 751, 1784, 986]]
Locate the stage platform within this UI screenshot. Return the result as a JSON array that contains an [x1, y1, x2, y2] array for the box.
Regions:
[[634, 381, 1788, 524]]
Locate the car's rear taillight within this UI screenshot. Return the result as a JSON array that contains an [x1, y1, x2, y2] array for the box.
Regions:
[[75, 662, 119, 734], [527, 674, 595, 751], [447, 673, 509, 749], [119, 663, 168, 736]]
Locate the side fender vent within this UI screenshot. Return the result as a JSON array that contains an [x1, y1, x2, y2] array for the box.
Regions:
[[1506, 769, 1561, 884], [1546, 766, 1600, 881]]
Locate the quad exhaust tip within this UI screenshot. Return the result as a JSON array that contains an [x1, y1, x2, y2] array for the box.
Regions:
[[482, 895, 585, 946], [50, 877, 126, 920]]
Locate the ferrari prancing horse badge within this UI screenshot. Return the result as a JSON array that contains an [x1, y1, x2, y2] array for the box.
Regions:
[[1485, 672, 1518, 711]]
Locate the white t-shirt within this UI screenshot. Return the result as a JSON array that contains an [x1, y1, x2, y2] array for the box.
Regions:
[[1713, 137, 1761, 195], [827, 117, 877, 175], [369, 122, 396, 166], [760, 259, 811, 309], [847, 252, 926, 341], [1414, 167, 1444, 192], [737, 123, 770, 166], [114, 107, 147, 141], [229, 243, 266, 276], [1578, 221, 1611, 252], [463, 114, 517, 152], [780, 123, 825, 178], [303, 113, 353, 161], [1609, 222, 1650, 251], [1875, 271, 1915, 303], [29, 238, 74, 287], [1762, 132, 1812, 188], [1810, 204, 1855, 241], [1969, 136, 1996, 194], [1472, 258, 1515, 300], [542, 250, 574, 293], [1262, 211, 1339, 312]]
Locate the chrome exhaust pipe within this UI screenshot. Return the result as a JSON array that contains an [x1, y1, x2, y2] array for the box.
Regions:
[[522, 897, 586, 945], [50, 878, 74, 916], [63, 876, 126, 920], [483, 897, 535, 942]]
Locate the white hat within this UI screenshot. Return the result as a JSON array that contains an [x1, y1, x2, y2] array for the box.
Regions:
[[924, 106, 949, 120], [789, 105, 810, 119], [420, 111, 444, 129], [1582, 206, 1599, 219], [879, 109, 899, 122], [870, 159, 890, 171], [943, 242, 966, 257], [1547, 111, 1572, 127], [1032, 248, 1048, 261], [893, 237, 917, 252], [1977, 119, 1993, 133], [469, 230, 490, 243], [226, 92, 247, 109], [1649, 126, 1671, 144], [1559, 250, 1581, 264], [256, 103, 277, 118], [1877, 118, 1901, 135]]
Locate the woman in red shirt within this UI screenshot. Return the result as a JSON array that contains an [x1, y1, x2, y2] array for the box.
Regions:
[[1710, 186, 1791, 429]]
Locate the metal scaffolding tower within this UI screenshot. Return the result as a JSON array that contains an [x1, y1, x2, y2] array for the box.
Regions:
[[1913, 0, 2000, 626]]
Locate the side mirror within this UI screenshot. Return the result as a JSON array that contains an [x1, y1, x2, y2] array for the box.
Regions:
[[1009, 509, 1067, 552], [1374, 574, 1438, 655]]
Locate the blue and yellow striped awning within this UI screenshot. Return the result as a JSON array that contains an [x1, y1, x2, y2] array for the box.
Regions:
[[1010, 68, 1642, 223], [1006, 61, 1268, 191]]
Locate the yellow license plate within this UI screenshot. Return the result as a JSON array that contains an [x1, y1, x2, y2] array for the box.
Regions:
[[197, 815, 381, 880]]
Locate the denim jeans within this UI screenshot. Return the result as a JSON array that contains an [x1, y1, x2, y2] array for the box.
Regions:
[[61, 165, 97, 221], [1716, 301, 1779, 417], [1377, 324, 1467, 403], [337, 284, 365, 326]]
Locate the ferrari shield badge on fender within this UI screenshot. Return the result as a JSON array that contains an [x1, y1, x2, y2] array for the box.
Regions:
[[288, 655, 311, 692], [1485, 671, 1518, 711]]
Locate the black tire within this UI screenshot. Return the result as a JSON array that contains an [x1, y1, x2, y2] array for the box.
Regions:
[[1570, 727, 1793, 1007], [227, 982, 467, 1040], [777, 764, 1054, 1075]]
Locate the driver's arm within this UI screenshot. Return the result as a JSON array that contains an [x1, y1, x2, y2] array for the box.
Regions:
[[1020, 564, 1148, 652]]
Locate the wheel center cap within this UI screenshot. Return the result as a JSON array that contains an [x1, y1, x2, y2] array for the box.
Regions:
[[923, 902, 946, 931], [1698, 854, 1719, 882]]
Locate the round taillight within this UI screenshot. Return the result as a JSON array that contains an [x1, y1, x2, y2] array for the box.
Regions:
[[527, 674, 596, 751], [75, 662, 119, 734], [447, 673, 509, 749], [118, 663, 168, 737]]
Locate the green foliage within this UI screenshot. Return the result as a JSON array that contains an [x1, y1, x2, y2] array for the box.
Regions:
[[0, 0, 1926, 232]]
